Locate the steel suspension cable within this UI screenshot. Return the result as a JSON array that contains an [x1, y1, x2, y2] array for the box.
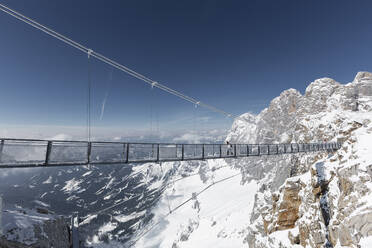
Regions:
[[87, 53, 92, 142], [0, 3, 238, 119]]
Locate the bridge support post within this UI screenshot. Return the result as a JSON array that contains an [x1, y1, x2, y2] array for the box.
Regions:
[[0, 139, 4, 163], [234, 144, 237, 158], [0, 195, 2, 236], [219, 145, 222, 158], [181, 144, 184, 161], [45, 141, 52, 166], [71, 212, 80, 248], [247, 145, 249, 157], [156, 144, 160, 162], [125, 143, 129, 163], [87, 142, 92, 164], [202, 145, 205, 160], [122, 143, 126, 162]]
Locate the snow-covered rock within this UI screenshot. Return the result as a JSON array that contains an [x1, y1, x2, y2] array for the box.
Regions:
[[0, 207, 70, 248], [238, 72, 372, 248]]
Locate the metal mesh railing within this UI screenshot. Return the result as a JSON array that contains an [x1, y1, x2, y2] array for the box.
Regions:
[[0, 138, 341, 168]]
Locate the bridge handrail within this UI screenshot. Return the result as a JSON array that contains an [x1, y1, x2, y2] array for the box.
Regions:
[[0, 138, 341, 168]]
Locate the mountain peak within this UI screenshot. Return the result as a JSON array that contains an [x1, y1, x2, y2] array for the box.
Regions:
[[305, 77, 340, 98], [354, 71, 372, 82]]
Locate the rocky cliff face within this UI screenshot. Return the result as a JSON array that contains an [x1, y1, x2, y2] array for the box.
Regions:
[[0, 208, 70, 248], [229, 71, 372, 247]]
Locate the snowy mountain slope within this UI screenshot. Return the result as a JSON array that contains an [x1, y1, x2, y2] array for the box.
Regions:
[[132, 160, 258, 248], [0, 162, 175, 246]]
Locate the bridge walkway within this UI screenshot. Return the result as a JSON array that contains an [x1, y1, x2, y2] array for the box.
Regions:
[[0, 138, 340, 169]]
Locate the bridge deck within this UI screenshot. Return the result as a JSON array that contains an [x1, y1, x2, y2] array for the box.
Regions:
[[0, 138, 341, 168]]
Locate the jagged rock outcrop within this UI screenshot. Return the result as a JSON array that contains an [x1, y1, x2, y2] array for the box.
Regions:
[[264, 179, 304, 234], [227, 71, 372, 247], [0, 209, 70, 248], [226, 113, 257, 144]]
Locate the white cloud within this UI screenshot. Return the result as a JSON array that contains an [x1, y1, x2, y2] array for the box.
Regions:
[[173, 133, 204, 143], [48, 133, 73, 140], [172, 129, 228, 144], [0, 124, 229, 144]]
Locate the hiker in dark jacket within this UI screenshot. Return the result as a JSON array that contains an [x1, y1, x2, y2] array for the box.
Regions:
[[226, 141, 233, 156]]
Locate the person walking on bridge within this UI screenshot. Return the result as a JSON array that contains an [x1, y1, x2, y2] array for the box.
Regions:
[[226, 141, 233, 156]]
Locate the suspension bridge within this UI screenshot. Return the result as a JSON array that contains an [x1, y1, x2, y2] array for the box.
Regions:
[[0, 137, 340, 168]]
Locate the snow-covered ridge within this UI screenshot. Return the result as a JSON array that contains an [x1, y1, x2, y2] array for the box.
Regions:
[[0, 207, 70, 247], [228, 71, 372, 144], [236, 72, 372, 247]]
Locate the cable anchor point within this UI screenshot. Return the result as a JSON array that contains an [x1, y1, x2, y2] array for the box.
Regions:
[[87, 49, 93, 58], [195, 102, 200, 108], [151, 81, 158, 89]]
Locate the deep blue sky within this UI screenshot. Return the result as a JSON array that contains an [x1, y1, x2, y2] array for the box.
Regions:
[[1, 0, 371, 138]]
